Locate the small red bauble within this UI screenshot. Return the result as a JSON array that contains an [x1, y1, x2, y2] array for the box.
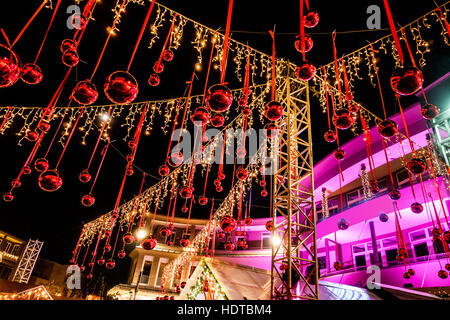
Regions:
[[72, 80, 98, 105], [403, 272, 411, 279], [210, 113, 225, 127], [259, 179, 267, 187], [97, 258, 105, 266], [242, 106, 251, 116], [303, 11, 320, 28], [180, 282, 186, 289], [236, 147, 247, 159], [81, 194, 95, 207], [162, 49, 174, 62], [220, 215, 237, 232], [20, 63, 43, 85], [141, 236, 157, 250], [38, 170, 63, 192], [79, 266, 85, 272], [244, 217, 253, 226], [406, 158, 426, 174], [0, 44, 21, 88], [104, 244, 112, 252], [445, 263, 450, 271], [370, 180, 379, 194], [180, 237, 190, 247], [153, 61, 164, 73], [166, 240, 173, 246], [388, 188, 401, 200], [117, 250, 126, 259], [104, 71, 139, 104], [86, 274, 93, 279], [126, 166, 134, 176], [438, 270, 448, 279], [26, 131, 39, 142], [264, 123, 279, 138], [216, 185, 223, 192], [37, 121, 51, 132], [105, 260, 116, 269], [264, 101, 284, 121], [332, 109, 355, 130], [214, 179, 221, 187], [160, 226, 173, 238], [224, 240, 235, 251], [261, 189, 268, 197], [420, 104, 439, 120], [443, 231, 450, 243], [60, 39, 77, 53], [217, 231, 226, 239], [334, 261, 342, 271], [348, 103, 360, 114], [79, 170, 91, 183], [34, 158, 49, 172], [377, 119, 398, 137], [3, 192, 14, 202], [62, 50, 79, 67], [390, 66, 424, 96], [88, 262, 94, 267], [324, 130, 336, 143], [11, 179, 21, 188], [334, 149, 345, 160], [168, 151, 184, 167], [181, 205, 188, 213], [236, 167, 249, 180], [158, 165, 170, 177], [198, 196, 208, 206], [123, 232, 135, 244], [295, 60, 316, 81], [179, 185, 194, 199], [337, 218, 349, 230], [408, 268, 415, 276], [411, 202, 423, 214], [148, 73, 160, 87], [71, 13, 87, 30], [190, 107, 210, 126], [23, 165, 32, 175], [265, 220, 273, 231], [294, 34, 313, 53], [218, 172, 226, 180], [206, 84, 233, 113]]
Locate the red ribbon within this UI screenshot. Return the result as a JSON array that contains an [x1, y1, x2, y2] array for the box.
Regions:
[[332, 32, 343, 106], [34, 0, 62, 63], [300, 0, 305, 60], [220, 0, 234, 83], [269, 30, 276, 100], [382, 0, 404, 65]]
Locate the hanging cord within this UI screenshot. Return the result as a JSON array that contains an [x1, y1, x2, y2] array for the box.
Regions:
[[88, 141, 110, 195], [10, 0, 48, 48], [332, 31, 343, 107], [269, 30, 276, 101], [55, 107, 84, 169], [369, 43, 387, 119], [201, 35, 217, 107], [220, 0, 234, 84], [44, 108, 68, 159], [153, 13, 178, 73], [34, 0, 62, 63], [322, 67, 332, 130], [382, 0, 404, 65]]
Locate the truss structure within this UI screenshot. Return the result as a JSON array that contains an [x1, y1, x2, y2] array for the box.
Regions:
[[12, 239, 44, 284], [270, 64, 318, 300], [431, 108, 450, 167]]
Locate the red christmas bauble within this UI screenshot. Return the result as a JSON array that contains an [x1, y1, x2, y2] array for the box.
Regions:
[[34, 158, 49, 172], [86, 274, 93, 279], [403, 272, 411, 279], [71, 13, 87, 30], [294, 34, 313, 53], [218, 172, 226, 180], [337, 218, 349, 230], [324, 130, 336, 143], [217, 231, 226, 239], [334, 149, 345, 160], [332, 109, 355, 130], [153, 61, 164, 73], [388, 188, 401, 200], [168, 151, 184, 167], [206, 84, 233, 113], [97, 258, 105, 266], [158, 165, 170, 177], [141, 236, 157, 250], [79, 170, 91, 183], [198, 196, 208, 206], [60, 39, 77, 53], [334, 261, 342, 271], [190, 107, 210, 126], [38, 170, 63, 192], [236, 147, 247, 159], [411, 202, 423, 214], [244, 217, 253, 226], [62, 50, 79, 67], [261, 189, 268, 197], [265, 220, 273, 231], [390, 66, 424, 96], [348, 102, 360, 114], [105, 260, 115, 269], [379, 213, 389, 222], [0, 44, 21, 88], [72, 80, 98, 105], [179, 185, 194, 199], [370, 180, 379, 194], [3, 192, 14, 202], [443, 231, 450, 243], [160, 226, 173, 238], [166, 240, 173, 246], [20, 63, 43, 85], [264, 123, 279, 138], [123, 232, 135, 244], [81, 194, 95, 207], [104, 244, 111, 252], [104, 71, 139, 104], [406, 158, 426, 174], [236, 167, 248, 180], [117, 250, 126, 259], [445, 263, 450, 271], [408, 268, 415, 276], [242, 106, 251, 116], [214, 179, 221, 187], [181, 205, 188, 213], [11, 179, 21, 188], [295, 60, 316, 81], [162, 49, 174, 62], [148, 73, 160, 87], [224, 240, 235, 251], [26, 131, 39, 142], [79, 266, 85, 272], [264, 101, 284, 121], [210, 113, 225, 127], [220, 215, 237, 232], [216, 185, 223, 192], [180, 282, 186, 289], [377, 119, 398, 137], [303, 11, 319, 28], [23, 165, 32, 175], [180, 237, 190, 247], [126, 166, 134, 176], [438, 270, 448, 279], [37, 120, 51, 132], [420, 104, 440, 120], [259, 179, 267, 187]]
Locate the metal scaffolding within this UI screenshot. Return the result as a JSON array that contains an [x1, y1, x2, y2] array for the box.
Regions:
[[270, 64, 318, 300], [11, 239, 44, 284]]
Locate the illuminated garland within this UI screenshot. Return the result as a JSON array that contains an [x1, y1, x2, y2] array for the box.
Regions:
[[186, 262, 227, 300]]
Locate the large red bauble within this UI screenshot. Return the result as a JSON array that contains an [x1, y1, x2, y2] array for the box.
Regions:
[[104, 71, 139, 104], [190, 107, 210, 126], [105, 260, 116, 269], [388, 188, 401, 200], [179, 186, 194, 199], [390, 66, 424, 96], [264, 123, 279, 138], [158, 165, 170, 177], [220, 215, 237, 232], [81, 194, 95, 207], [160, 226, 173, 238], [332, 109, 355, 130], [406, 158, 426, 174], [265, 220, 273, 231], [71, 14, 87, 30], [224, 240, 235, 251], [141, 236, 157, 250], [377, 119, 398, 137], [337, 218, 349, 230], [420, 104, 439, 120], [123, 232, 135, 244], [236, 167, 248, 180], [168, 151, 184, 167], [148, 74, 160, 87], [294, 34, 313, 53], [438, 270, 448, 279], [26, 131, 39, 142], [38, 170, 63, 192], [210, 113, 225, 127], [303, 11, 319, 28], [3, 192, 14, 202], [153, 61, 164, 73], [334, 261, 342, 271], [0, 44, 21, 88], [162, 49, 174, 62], [34, 158, 49, 172], [244, 217, 253, 226], [79, 170, 91, 183], [295, 60, 316, 81], [72, 80, 98, 105], [23, 165, 32, 175], [62, 50, 79, 67], [206, 84, 233, 113], [180, 237, 190, 247], [324, 130, 336, 143], [60, 39, 77, 53], [334, 149, 345, 160], [198, 196, 208, 206], [20, 63, 43, 85], [264, 101, 284, 121], [117, 250, 126, 259]]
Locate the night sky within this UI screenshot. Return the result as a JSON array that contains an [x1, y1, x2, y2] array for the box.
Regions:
[[0, 0, 448, 280]]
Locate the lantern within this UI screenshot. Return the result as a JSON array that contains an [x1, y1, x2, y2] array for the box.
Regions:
[[295, 60, 316, 81], [220, 215, 237, 232], [406, 158, 426, 174], [72, 80, 98, 105], [377, 119, 398, 137], [20, 63, 43, 85], [332, 109, 355, 130], [206, 84, 233, 113], [390, 66, 424, 96], [38, 170, 63, 192], [264, 101, 284, 121], [104, 71, 139, 104], [0, 44, 21, 88], [141, 236, 157, 250], [324, 130, 336, 143], [420, 104, 439, 120]]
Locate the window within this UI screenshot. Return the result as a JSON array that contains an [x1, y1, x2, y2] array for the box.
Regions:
[[155, 258, 169, 287], [347, 189, 363, 206], [410, 230, 427, 242], [385, 248, 398, 265], [355, 255, 367, 268], [377, 178, 387, 192], [140, 260, 152, 285], [11, 245, 19, 256], [261, 232, 271, 249], [414, 243, 429, 257], [396, 170, 412, 187], [318, 256, 326, 270], [4, 242, 11, 254], [352, 245, 365, 254], [328, 198, 339, 216], [431, 239, 446, 254], [382, 238, 397, 247]]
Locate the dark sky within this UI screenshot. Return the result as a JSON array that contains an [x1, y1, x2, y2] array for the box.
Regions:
[[0, 0, 448, 273]]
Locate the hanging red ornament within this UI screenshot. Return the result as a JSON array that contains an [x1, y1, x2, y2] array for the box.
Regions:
[[104, 71, 139, 104], [26, 131, 39, 142], [337, 218, 349, 230], [97, 258, 105, 266], [241, 106, 251, 116], [166, 240, 173, 246], [224, 240, 235, 251], [158, 165, 170, 177], [407, 268, 415, 276], [216, 185, 223, 192], [324, 130, 336, 143], [117, 250, 126, 259], [168, 151, 184, 167], [160, 226, 173, 238], [259, 180, 266, 187], [332, 109, 355, 130], [236, 167, 248, 180], [180, 282, 186, 289], [128, 139, 136, 149], [217, 231, 226, 239], [79, 266, 85, 272], [104, 244, 111, 252], [81, 194, 95, 207], [218, 172, 226, 180], [79, 170, 92, 183], [445, 263, 450, 271], [220, 215, 237, 232], [214, 179, 221, 187], [264, 101, 284, 121], [153, 61, 164, 73], [38, 170, 63, 192], [388, 188, 401, 200], [71, 13, 87, 30], [23, 165, 32, 175], [179, 186, 194, 199], [261, 189, 268, 197], [181, 204, 188, 213], [377, 119, 398, 137], [443, 231, 450, 243], [294, 34, 313, 53], [60, 39, 77, 53], [180, 237, 190, 247], [333, 149, 345, 160], [20, 63, 43, 85], [148, 74, 160, 87], [11, 179, 21, 188], [210, 113, 225, 127], [244, 217, 253, 226], [3, 192, 14, 202], [333, 261, 342, 270], [162, 49, 174, 62], [141, 236, 157, 250], [190, 107, 210, 126], [0, 44, 21, 88], [379, 213, 389, 222], [123, 232, 135, 244], [126, 166, 134, 176], [236, 147, 246, 159], [370, 180, 379, 194], [105, 260, 116, 269], [72, 80, 98, 105], [406, 158, 426, 174], [420, 104, 440, 120], [348, 103, 360, 114], [86, 274, 93, 279], [403, 272, 411, 279], [295, 60, 316, 81], [438, 270, 448, 279], [390, 66, 424, 96], [198, 196, 208, 206], [37, 120, 51, 132], [303, 11, 320, 28], [34, 158, 49, 172], [62, 50, 79, 67], [264, 123, 279, 138], [265, 220, 273, 231], [206, 84, 233, 113]]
